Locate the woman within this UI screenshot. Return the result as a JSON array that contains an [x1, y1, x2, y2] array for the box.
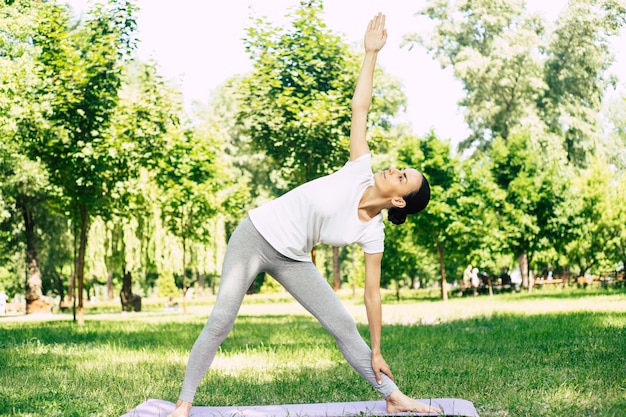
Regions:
[[169, 13, 437, 417]]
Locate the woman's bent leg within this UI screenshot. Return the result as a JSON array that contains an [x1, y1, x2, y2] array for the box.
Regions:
[[269, 260, 399, 399]]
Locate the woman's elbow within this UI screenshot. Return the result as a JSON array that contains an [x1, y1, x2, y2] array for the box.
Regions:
[[352, 101, 371, 114], [363, 290, 381, 306]]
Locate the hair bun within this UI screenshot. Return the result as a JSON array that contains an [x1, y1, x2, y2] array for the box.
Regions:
[[387, 209, 407, 225]]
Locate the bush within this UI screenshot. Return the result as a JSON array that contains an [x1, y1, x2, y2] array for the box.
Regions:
[[157, 272, 179, 298]]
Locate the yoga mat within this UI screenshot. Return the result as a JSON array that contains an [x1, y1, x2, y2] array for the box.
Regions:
[[121, 398, 479, 417]]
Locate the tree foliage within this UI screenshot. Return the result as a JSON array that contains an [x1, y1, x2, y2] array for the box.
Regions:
[[238, 0, 405, 190], [396, 133, 466, 299], [541, 0, 626, 166], [412, 0, 626, 166]]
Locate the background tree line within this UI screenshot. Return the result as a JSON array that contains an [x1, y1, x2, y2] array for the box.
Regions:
[[1, 0, 625, 321]]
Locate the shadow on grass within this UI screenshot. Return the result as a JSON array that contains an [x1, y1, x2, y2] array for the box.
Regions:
[[0, 315, 336, 352]]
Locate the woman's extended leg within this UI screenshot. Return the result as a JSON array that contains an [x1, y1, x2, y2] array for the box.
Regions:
[[177, 218, 268, 403], [269, 259, 440, 414], [268, 259, 399, 398]]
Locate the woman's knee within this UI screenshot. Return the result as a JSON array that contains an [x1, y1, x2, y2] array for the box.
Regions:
[[202, 308, 237, 340], [325, 310, 360, 339]]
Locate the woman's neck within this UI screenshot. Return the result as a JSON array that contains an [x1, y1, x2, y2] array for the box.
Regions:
[[358, 186, 387, 221]]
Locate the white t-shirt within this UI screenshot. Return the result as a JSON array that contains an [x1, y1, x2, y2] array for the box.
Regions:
[[249, 153, 384, 262]]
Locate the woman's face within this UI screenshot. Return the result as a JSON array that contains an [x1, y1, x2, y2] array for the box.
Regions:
[[374, 167, 422, 199]]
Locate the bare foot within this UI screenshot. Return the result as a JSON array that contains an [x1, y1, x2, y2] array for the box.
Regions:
[[167, 400, 192, 417], [386, 390, 442, 415]]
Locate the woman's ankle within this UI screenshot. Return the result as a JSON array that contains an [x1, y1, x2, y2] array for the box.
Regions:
[[168, 400, 192, 417], [176, 399, 192, 408]]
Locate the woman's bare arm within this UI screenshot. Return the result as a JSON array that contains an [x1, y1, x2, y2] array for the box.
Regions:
[[364, 251, 394, 385], [349, 13, 387, 161]]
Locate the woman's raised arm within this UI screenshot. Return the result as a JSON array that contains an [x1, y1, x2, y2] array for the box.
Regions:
[[349, 13, 387, 161]]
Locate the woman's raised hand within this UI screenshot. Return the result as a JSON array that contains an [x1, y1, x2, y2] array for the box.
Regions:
[[364, 13, 387, 53]]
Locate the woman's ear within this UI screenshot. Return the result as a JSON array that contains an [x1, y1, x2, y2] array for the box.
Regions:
[[391, 196, 406, 209]]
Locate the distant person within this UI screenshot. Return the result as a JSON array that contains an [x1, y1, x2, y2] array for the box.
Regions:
[[462, 264, 473, 291], [499, 267, 511, 286], [471, 267, 480, 296], [167, 14, 437, 417]]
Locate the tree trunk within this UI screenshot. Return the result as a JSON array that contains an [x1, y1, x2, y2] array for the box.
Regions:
[[518, 253, 529, 290], [437, 241, 448, 301], [182, 237, 188, 314], [332, 246, 340, 291], [25, 258, 48, 313], [107, 271, 114, 301], [395, 279, 401, 302], [121, 270, 131, 310], [68, 272, 75, 304], [22, 205, 51, 314], [120, 270, 141, 312], [72, 273, 77, 321], [197, 272, 205, 298], [55, 273, 65, 304], [76, 203, 89, 325]]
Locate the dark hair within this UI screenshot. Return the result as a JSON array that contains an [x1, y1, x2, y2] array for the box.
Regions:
[[387, 173, 431, 225]]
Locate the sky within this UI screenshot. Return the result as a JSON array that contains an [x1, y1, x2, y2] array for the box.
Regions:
[[66, 0, 625, 147]]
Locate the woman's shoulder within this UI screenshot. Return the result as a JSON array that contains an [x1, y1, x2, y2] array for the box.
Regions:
[[347, 153, 371, 164], [342, 153, 372, 173]]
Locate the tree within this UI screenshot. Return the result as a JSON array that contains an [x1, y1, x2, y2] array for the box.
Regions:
[[382, 217, 437, 299], [601, 94, 626, 271], [238, 0, 355, 189], [540, 0, 626, 167], [488, 125, 571, 288], [564, 159, 622, 277], [2, 155, 59, 312], [155, 125, 225, 313], [454, 153, 509, 275], [602, 94, 626, 171], [397, 132, 466, 300], [238, 0, 406, 187], [175, 82, 254, 295], [1, 0, 60, 312], [604, 174, 626, 272], [107, 59, 186, 308], [22, 0, 138, 324], [412, 0, 545, 151], [412, 0, 626, 160], [410, 0, 626, 286]]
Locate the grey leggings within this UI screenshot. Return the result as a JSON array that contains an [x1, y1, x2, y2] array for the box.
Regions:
[[178, 217, 398, 402]]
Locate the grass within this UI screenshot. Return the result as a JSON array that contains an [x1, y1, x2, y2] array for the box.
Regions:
[[0, 287, 625, 417]]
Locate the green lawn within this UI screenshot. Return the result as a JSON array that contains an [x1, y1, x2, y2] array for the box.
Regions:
[[1, 287, 625, 417]]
